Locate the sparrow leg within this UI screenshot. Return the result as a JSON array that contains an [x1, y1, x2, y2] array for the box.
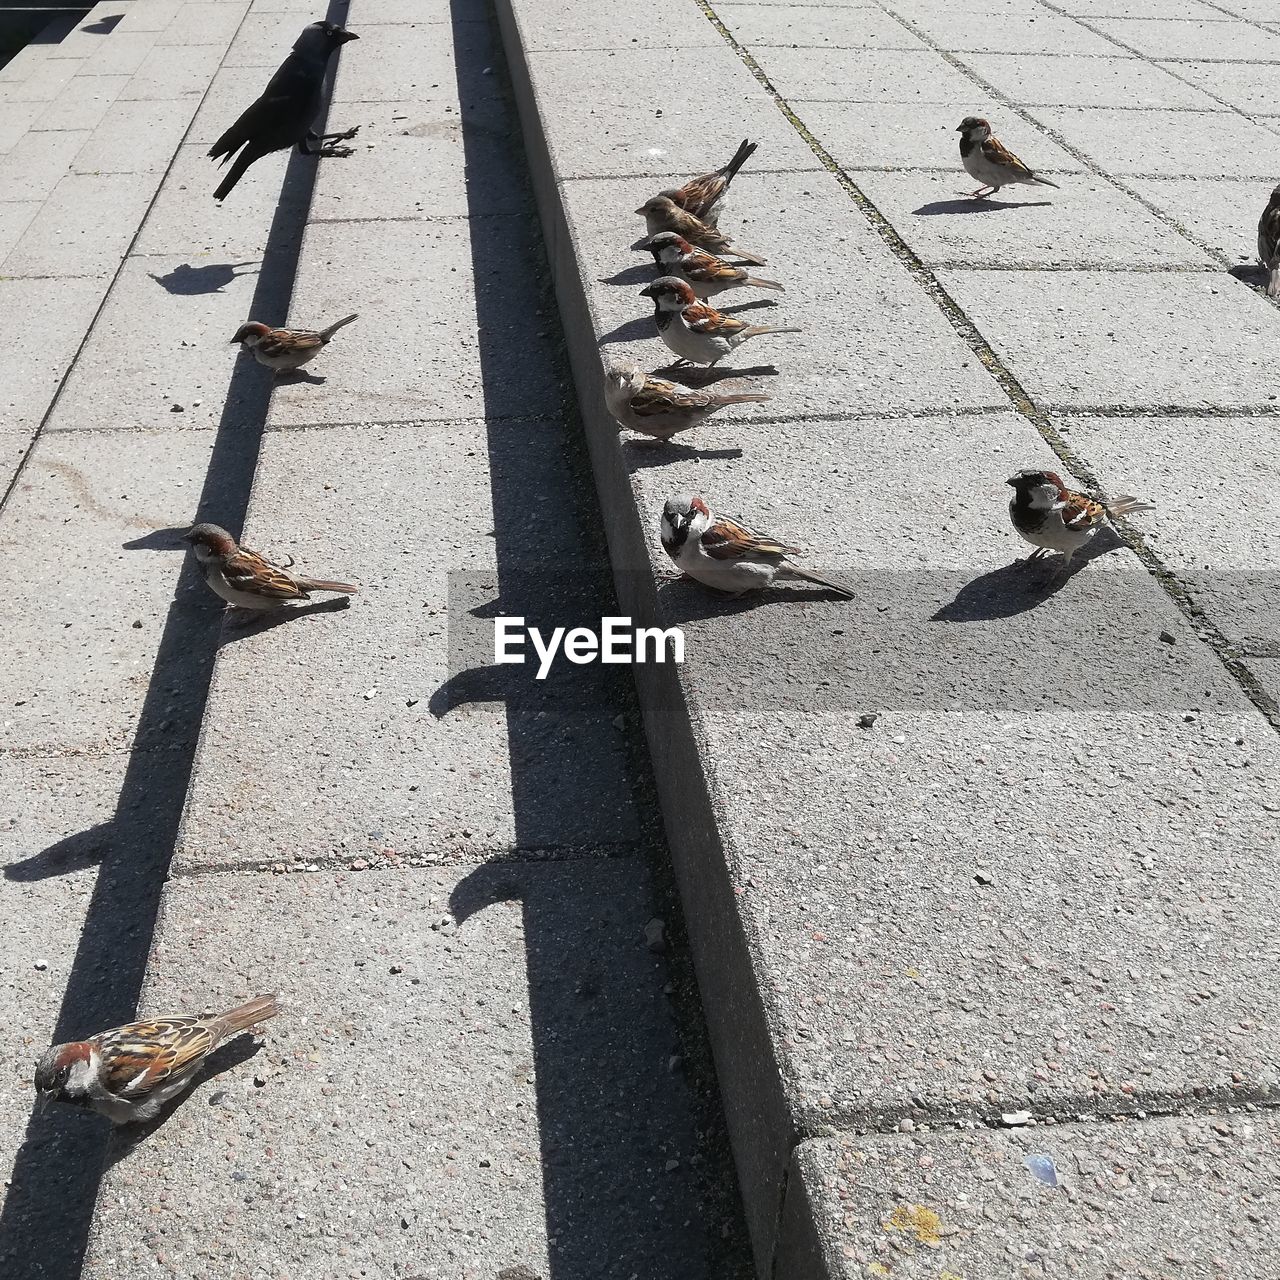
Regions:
[[967, 186, 994, 200]]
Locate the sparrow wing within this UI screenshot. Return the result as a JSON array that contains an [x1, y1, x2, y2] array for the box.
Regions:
[[981, 135, 1035, 179], [683, 301, 748, 338], [630, 377, 717, 416], [1058, 490, 1107, 530], [702, 515, 799, 561], [223, 546, 308, 600], [257, 327, 326, 358], [681, 256, 746, 287], [97, 1017, 216, 1098]]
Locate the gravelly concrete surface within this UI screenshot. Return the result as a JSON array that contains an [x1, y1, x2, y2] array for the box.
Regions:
[[495, 0, 1280, 1274]]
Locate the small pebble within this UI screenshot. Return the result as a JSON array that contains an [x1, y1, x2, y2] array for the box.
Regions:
[[33, 959, 47, 971], [644, 918, 666, 953], [857, 713, 879, 729]]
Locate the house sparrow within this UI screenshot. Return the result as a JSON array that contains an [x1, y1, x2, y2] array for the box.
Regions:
[[635, 196, 768, 266], [209, 21, 359, 201], [661, 495, 853, 598], [646, 232, 783, 300], [658, 138, 758, 226], [603, 361, 770, 443], [956, 116, 1060, 199], [1007, 469, 1154, 569], [640, 276, 801, 366], [34, 994, 278, 1125], [181, 522, 358, 609], [1258, 183, 1280, 297], [231, 313, 357, 375]]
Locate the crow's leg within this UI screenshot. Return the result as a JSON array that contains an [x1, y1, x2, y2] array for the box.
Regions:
[[300, 126, 360, 156]]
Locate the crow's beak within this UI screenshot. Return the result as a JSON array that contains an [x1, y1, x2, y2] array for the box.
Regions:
[[955, 125, 964, 132], [339, 29, 358, 41], [1006, 477, 1019, 487]]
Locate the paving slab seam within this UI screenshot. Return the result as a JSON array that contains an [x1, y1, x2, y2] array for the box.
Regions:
[[1199, 0, 1280, 30], [694, 0, 1280, 736], [168, 839, 659, 880], [561, 165, 824, 185], [0, 1, 259, 517], [0, 740, 197, 762], [308, 211, 524, 223], [934, 261, 1222, 273]]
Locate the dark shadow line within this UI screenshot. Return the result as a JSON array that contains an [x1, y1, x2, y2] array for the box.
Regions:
[[0, 3, 351, 1274]]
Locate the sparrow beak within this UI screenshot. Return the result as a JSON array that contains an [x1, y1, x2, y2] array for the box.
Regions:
[[35, 1090, 52, 1117], [634, 206, 647, 216], [639, 284, 656, 298]]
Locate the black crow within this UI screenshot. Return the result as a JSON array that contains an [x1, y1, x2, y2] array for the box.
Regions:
[[209, 20, 359, 202]]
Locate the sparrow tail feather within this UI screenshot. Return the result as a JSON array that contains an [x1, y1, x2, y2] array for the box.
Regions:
[[321, 313, 359, 339], [1031, 175, 1061, 189], [746, 277, 784, 291], [740, 325, 803, 338], [297, 577, 359, 595], [721, 138, 758, 182], [784, 566, 855, 599], [1104, 495, 1155, 518], [214, 994, 279, 1035], [731, 248, 769, 266], [712, 392, 772, 406]]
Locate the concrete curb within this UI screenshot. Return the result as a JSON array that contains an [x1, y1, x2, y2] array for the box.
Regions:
[[492, 3, 804, 1273]]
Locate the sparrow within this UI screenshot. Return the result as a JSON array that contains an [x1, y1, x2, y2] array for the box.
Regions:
[[34, 994, 278, 1125], [660, 495, 853, 598], [635, 196, 768, 266], [658, 138, 758, 226], [603, 361, 770, 443], [640, 276, 801, 367], [209, 21, 359, 202], [1006, 469, 1154, 569], [646, 232, 784, 300], [956, 116, 1060, 200], [181, 523, 358, 609], [231, 313, 358, 375], [1258, 183, 1280, 297]]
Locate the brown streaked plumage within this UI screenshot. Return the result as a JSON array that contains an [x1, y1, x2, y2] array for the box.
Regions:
[[635, 196, 768, 266], [659, 138, 757, 225]]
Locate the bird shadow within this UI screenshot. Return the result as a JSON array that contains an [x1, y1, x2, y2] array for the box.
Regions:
[[219, 596, 353, 638], [598, 264, 653, 286], [80, 13, 124, 34], [1229, 262, 1270, 290], [597, 316, 654, 344], [630, 234, 654, 252], [104, 1036, 269, 1153], [655, 363, 779, 385], [148, 262, 260, 295], [719, 298, 779, 314], [623, 441, 745, 465], [912, 197, 1053, 215], [930, 541, 1113, 622], [271, 367, 326, 385], [656, 577, 853, 620]]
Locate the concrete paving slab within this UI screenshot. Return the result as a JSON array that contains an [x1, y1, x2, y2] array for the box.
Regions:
[[1217, 0, 1280, 18], [1091, 15, 1280, 60], [0, 429, 217, 754], [176, 419, 641, 869], [115, 41, 228, 99], [49, 253, 260, 434], [1161, 58, 1280, 117], [308, 99, 527, 222], [714, 3, 928, 49], [1128, 175, 1265, 263], [530, 54, 820, 178], [1062, 413, 1280, 649], [265, 217, 565, 427], [221, 11, 311, 67], [187, 62, 289, 145], [113, 0, 186, 34], [27, 72, 131, 130], [937, 269, 1280, 409], [0, 200, 40, 260], [892, 7, 1121, 53], [0, 100, 39, 151], [44, 4, 140, 60], [82, 860, 728, 1280], [1, 172, 162, 278], [512, 0, 722, 50], [0, 55, 86, 102], [568, 170, 1007, 419], [155, 0, 250, 46], [746, 45, 984, 102], [0, 274, 106, 437], [70, 95, 199, 174], [959, 50, 1224, 109], [133, 143, 305, 258], [329, 18, 500, 106], [1061, 0, 1223, 14], [781, 1117, 1280, 1279], [75, 30, 162, 77], [847, 170, 1212, 268], [0, 129, 89, 203], [1028, 105, 1280, 178]]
